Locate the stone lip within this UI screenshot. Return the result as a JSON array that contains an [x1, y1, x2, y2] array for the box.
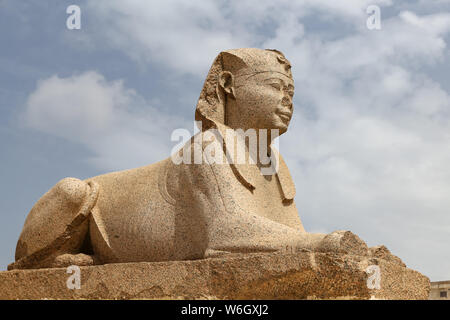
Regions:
[[0, 251, 430, 300]]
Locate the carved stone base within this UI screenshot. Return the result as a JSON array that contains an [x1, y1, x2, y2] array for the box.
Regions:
[[0, 251, 430, 300]]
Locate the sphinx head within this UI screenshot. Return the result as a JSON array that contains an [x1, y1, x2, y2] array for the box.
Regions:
[[195, 48, 294, 135]]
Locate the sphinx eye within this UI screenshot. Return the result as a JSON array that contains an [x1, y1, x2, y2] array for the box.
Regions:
[[286, 85, 294, 97], [269, 83, 281, 90], [287, 89, 294, 97]]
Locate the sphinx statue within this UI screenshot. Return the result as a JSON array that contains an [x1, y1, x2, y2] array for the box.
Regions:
[[9, 48, 370, 270]]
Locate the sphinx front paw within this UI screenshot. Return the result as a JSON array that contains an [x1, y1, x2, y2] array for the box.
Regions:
[[316, 230, 369, 256], [50, 253, 97, 268]]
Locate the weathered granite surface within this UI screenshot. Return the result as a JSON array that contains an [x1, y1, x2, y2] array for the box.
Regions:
[[11, 49, 374, 271], [0, 251, 430, 300]]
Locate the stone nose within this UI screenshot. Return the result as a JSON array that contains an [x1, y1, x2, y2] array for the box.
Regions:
[[282, 96, 293, 109]]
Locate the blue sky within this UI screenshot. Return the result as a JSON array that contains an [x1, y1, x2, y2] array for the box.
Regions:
[[0, 0, 449, 281]]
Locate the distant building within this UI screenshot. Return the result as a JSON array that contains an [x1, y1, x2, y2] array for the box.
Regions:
[[429, 281, 450, 300]]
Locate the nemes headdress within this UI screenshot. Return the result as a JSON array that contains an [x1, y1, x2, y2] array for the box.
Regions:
[[195, 48, 292, 130], [193, 48, 296, 200]]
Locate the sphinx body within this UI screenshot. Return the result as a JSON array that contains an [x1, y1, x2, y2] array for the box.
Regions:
[[12, 128, 331, 269]]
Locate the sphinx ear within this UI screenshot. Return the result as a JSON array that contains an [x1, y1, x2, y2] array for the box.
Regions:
[[218, 71, 236, 99]]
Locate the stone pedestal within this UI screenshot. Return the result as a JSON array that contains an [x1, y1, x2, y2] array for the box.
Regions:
[[0, 251, 429, 300]]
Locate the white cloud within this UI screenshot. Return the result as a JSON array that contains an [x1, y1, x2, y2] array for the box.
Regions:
[[24, 71, 190, 171]]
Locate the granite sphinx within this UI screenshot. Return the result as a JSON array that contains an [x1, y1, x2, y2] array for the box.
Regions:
[[10, 48, 371, 270]]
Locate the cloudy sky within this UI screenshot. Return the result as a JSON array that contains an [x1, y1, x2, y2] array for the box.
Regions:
[[0, 0, 449, 281]]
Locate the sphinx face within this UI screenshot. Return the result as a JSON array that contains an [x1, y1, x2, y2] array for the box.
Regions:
[[232, 71, 294, 134]]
